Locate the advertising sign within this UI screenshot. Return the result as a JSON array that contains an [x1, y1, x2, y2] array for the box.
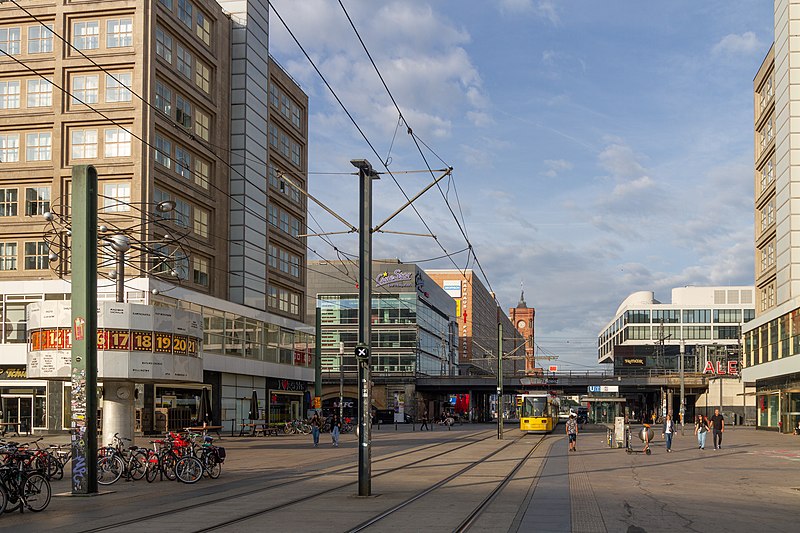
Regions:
[[588, 385, 619, 393], [622, 357, 646, 366], [442, 280, 462, 297]]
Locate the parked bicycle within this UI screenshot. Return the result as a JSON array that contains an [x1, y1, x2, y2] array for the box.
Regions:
[[0, 444, 51, 513]]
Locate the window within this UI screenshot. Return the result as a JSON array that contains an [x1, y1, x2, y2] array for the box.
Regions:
[[73, 21, 99, 50], [71, 129, 98, 159], [0, 134, 19, 162], [104, 128, 131, 157], [292, 105, 302, 130], [178, 0, 193, 28], [175, 146, 191, 179], [0, 27, 21, 55], [27, 78, 52, 107], [291, 142, 302, 167], [194, 109, 209, 141], [174, 198, 190, 227], [193, 257, 208, 286], [713, 309, 742, 323], [105, 73, 132, 103], [269, 164, 301, 204], [269, 83, 279, 108], [25, 132, 51, 161], [193, 207, 208, 237], [176, 45, 192, 79], [155, 27, 172, 63], [196, 12, 211, 45], [194, 158, 209, 189], [158, 0, 173, 10], [176, 94, 191, 128], [153, 188, 170, 219], [0, 189, 17, 216], [25, 187, 50, 216], [269, 244, 300, 278], [102, 182, 131, 212], [154, 134, 171, 168], [72, 74, 99, 104], [0, 80, 20, 109], [28, 25, 53, 54], [268, 123, 278, 147], [0, 242, 17, 270], [195, 61, 210, 93], [24, 241, 49, 270], [106, 18, 133, 48], [155, 81, 171, 115]]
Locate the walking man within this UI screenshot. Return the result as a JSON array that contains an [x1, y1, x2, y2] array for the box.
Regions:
[[566, 413, 578, 452], [709, 408, 724, 449], [420, 410, 429, 431]]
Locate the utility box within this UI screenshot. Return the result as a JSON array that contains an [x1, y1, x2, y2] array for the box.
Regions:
[[614, 417, 626, 448]]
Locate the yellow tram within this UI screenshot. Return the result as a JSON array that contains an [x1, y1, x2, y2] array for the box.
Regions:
[[519, 392, 559, 433]]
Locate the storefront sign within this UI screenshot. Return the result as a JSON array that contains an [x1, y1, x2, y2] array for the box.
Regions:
[[703, 360, 739, 376], [27, 301, 202, 382], [588, 385, 619, 393], [0, 366, 27, 379], [270, 378, 306, 392], [623, 357, 646, 366]]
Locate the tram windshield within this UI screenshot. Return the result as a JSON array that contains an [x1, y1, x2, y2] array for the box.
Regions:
[[522, 397, 549, 418]]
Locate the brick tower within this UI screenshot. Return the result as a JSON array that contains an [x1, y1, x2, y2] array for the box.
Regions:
[[509, 287, 536, 374]]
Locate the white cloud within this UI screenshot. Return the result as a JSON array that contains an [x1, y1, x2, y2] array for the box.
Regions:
[[542, 49, 557, 65], [542, 159, 573, 177], [712, 31, 762, 56], [497, 0, 560, 24], [597, 141, 646, 179]]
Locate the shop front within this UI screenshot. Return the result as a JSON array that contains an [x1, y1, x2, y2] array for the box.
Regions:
[[582, 396, 625, 425], [0, 366, 46, 433], [268, 378, 308, 424]]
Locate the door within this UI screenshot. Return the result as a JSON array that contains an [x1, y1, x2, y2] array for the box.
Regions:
[[2, 396, 35, 433], [291, 400, 300, 421]]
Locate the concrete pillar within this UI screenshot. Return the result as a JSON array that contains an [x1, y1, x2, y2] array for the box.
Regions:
[[102, 381, 135, 445]]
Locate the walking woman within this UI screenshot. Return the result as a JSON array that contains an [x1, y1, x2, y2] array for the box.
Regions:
[[662, 413, 676, 453], [694, 414, 709, 450], [310, 412, 321, 447], [331, 413, 341, 447]]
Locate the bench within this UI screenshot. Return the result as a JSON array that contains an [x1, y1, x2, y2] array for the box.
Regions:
[[184, 425, 224, 439]]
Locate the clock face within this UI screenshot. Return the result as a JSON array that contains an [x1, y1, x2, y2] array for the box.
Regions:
[[116, 386, 131, 400], [517, 320, 526, 329]]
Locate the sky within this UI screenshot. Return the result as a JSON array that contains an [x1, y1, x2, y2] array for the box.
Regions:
[[267, 0, 774, 370]]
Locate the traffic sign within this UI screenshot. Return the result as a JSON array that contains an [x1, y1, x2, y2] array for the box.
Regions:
[[354, 344, 370, 359]]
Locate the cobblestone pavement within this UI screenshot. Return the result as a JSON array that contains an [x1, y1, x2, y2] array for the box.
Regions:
[[0, 424, 796, 532]]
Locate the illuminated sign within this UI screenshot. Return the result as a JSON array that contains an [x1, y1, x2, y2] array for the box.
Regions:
[[703, 360, 739, 376], [623, 357, 646, 366], [375, 269, 413, 288]]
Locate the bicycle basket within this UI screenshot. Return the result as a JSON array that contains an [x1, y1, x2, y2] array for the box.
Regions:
[[215, 446, 226, 462]]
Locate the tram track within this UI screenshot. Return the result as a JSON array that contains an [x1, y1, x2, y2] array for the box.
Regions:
[[345, 433, 548, 533], [79, 428, 496, 533]]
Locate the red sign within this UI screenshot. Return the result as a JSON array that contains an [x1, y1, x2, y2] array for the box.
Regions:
[[548, 365, 558, 372], [74, 317, 85, 341], [703, 360, 739, 376]]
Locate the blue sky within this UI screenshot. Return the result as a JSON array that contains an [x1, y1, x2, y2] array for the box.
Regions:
[[268, 0, 773, 369]]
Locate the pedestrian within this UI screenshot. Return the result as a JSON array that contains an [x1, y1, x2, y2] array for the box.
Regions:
[[662, 413, 676, 453], [709, 408, 725, 449], [420, 410, 429, 431], [566, 413, 578, 452], [330, 413, 341, 447], [694, 414, 709, 449], [310, 412, 321, 447]]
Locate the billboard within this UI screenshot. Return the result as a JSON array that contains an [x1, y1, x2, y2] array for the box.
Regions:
[[27, 301, 203, 382], [442, 280, 462, 297]]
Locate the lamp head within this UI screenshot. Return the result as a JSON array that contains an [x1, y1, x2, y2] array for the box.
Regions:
[[156, 200, 176, 213]]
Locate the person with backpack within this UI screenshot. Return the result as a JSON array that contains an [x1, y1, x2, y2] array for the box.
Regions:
[[566, 413, 578, 452]]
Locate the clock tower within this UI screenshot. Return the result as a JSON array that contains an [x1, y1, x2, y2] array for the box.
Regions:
[[509, 287, 536, 374]]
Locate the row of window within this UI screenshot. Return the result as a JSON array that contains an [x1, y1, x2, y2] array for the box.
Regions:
[[758, 117, 774, 154], [760, 283, 776, 312], [72, 19, 133, 50], [158, 0, 213, 47], [624, 325, 741, 341], [0, 241, 51, 271], [153, 187, 210, 239], [0, 186, 49, 217], [758, 157, 775, 195], [268, 163, 301, 205], [759, 240, 776, 276], [0, 24, 54, 55], [268, 81, 302, 131], [155, 27, 212, 95], [0, 78, 53, 109], [267, 284, 300, 316], [0, 127, 132, 163], [154, 81, 211, 140], [758, 74, 774, 111], [760, 199, 775, 235], [153, 132, 211, 189], [149, 245, 209, 288], [267, 243, 301, 279], [268, 122, 302, 168], [267, 202, 301, 238]]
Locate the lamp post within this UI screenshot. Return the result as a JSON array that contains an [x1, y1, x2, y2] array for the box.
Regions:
[[339, 341, 345, 423], [680, 340, 685, 435]]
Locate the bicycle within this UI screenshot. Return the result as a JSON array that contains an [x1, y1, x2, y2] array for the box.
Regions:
[[0, 447, 52, 513], [153, 433, 203, 484], [97, 433, 148, 485]]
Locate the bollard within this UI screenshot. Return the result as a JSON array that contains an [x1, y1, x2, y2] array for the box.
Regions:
[[395, 422, 398, 431]]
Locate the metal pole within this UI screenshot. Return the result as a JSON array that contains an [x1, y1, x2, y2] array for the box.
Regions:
[[680, 340, 685, 435], [353, 159, 376, 497], [71, 165, 98, 494], [339, 342, 344, 422], [116, 252, 124, 303], [498, 319, 503, 440], [314, 307, 322, 405]]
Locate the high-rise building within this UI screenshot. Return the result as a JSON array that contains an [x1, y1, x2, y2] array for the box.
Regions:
[[0, 0, 313, 434], [425, 270, 524, 375], [742, 0, 800, 432]]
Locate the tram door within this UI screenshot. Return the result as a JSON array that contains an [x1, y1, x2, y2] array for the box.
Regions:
[[2, 395, 34, 432]]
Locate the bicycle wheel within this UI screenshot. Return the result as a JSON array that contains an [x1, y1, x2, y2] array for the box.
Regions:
[[129, 450, 148, 481], [203, 453, 221, 479], [175, 457, 203, 484], [0, 484, 7, 514], [145, 454, 159, 483], [97, 455, 124, 485], [45, 454, 61, 480], [160, 453, 177, 481], [22, 473, 51, 512]]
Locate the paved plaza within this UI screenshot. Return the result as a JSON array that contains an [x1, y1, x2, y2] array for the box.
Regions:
[[0, 423, 797, 532]]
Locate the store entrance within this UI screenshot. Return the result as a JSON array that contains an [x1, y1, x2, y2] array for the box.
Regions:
[[2, 395, 34, 433]]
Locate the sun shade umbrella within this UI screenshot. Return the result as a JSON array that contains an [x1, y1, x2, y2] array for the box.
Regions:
[[199, 387, 213, 425], [248, 390, 259, 421]]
